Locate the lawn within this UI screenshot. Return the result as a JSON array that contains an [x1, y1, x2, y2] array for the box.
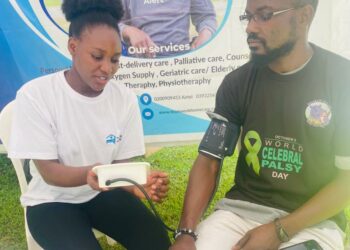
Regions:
[[0, 145, 237, 250], [0, 145, 349, 249]]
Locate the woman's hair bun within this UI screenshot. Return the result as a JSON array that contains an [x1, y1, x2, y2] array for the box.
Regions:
[[62, 0, 124, 23]]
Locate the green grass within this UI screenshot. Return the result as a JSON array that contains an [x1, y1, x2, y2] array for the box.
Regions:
[[0, 155, 27, 250], [0, 145, 236, 250], [1, 145, 349, 249]]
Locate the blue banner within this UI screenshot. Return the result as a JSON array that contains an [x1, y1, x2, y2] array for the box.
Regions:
[[1, 0, 349, 145]]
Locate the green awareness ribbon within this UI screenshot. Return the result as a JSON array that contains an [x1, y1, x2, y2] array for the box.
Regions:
[[244, 130, 262, 175]]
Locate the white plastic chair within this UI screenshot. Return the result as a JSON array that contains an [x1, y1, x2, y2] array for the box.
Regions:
[[0, 101, 115, 249]]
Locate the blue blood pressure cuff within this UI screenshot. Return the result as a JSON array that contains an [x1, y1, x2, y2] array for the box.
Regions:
[[199, 112, 240, 160]]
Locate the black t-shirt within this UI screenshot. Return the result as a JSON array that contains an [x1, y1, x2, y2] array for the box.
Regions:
[[214, 45, 350, 227]]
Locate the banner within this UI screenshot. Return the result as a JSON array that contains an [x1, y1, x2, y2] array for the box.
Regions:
[[1, 0, 349, 145]]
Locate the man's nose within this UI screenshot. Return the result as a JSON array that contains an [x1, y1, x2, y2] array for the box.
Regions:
[[246, 18, 260, 34]]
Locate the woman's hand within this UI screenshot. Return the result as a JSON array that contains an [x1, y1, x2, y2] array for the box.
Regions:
[[133, 170, 169, 202], [86, 165, 109, 192]]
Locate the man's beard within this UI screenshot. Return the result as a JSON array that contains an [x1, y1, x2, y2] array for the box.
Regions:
[[248, 29, 297, 67]]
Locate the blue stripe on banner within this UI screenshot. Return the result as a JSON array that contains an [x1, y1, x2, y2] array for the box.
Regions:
[[16, 1, 56, 45], [39, 0, 68, 35], [0, 28, 21, 110], [0, 1, 71, 110]]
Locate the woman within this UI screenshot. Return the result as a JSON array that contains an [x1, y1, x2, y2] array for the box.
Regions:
[[8, 0, 171, 249]]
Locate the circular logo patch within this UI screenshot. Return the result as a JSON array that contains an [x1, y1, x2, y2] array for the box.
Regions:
[[305, 100, 332, 128]]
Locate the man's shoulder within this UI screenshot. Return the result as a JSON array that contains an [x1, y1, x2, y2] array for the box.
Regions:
[[226, 61, 255, 78], [313, 44, 350, 91], [314, 44, 350, 68], [221, 61, 257, 89]]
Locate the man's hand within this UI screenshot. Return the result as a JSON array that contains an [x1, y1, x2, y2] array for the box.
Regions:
[[191, 28, 212, 49], [122, 26, 157, 57], [232, 222, 281, 250], [169, 235, 196, 250], [133, 170, 169, 202]]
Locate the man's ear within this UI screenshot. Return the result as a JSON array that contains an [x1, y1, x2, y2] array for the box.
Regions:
[[299, 4, 315, 26], [68, 37, 78, 55]]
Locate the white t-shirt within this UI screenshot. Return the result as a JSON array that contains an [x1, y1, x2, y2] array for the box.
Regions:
[[8, 71, 145, 206]]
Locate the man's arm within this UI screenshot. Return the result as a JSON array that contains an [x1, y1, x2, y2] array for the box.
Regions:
[[190, 0, 217, 37], [170, 154, 221, 249], [121, 26, 156, 57], [118, 0, 156, 57], [191, 28, 213, 49], [281, 168, 350, 236], [233, 169, 350, 250]]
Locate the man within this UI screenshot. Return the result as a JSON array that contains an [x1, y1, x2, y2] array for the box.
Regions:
[[119, 0, 216, 57], [170, 0, 350, 249]]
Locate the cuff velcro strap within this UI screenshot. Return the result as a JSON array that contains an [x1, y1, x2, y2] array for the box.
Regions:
[[173, 228, 198, 241]]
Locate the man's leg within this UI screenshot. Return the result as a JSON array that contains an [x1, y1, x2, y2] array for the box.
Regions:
[[26, 203, 102, 250], [195, 210, 260, 250], [196, 209, 344, 250], [84, 188, 171, 250]]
